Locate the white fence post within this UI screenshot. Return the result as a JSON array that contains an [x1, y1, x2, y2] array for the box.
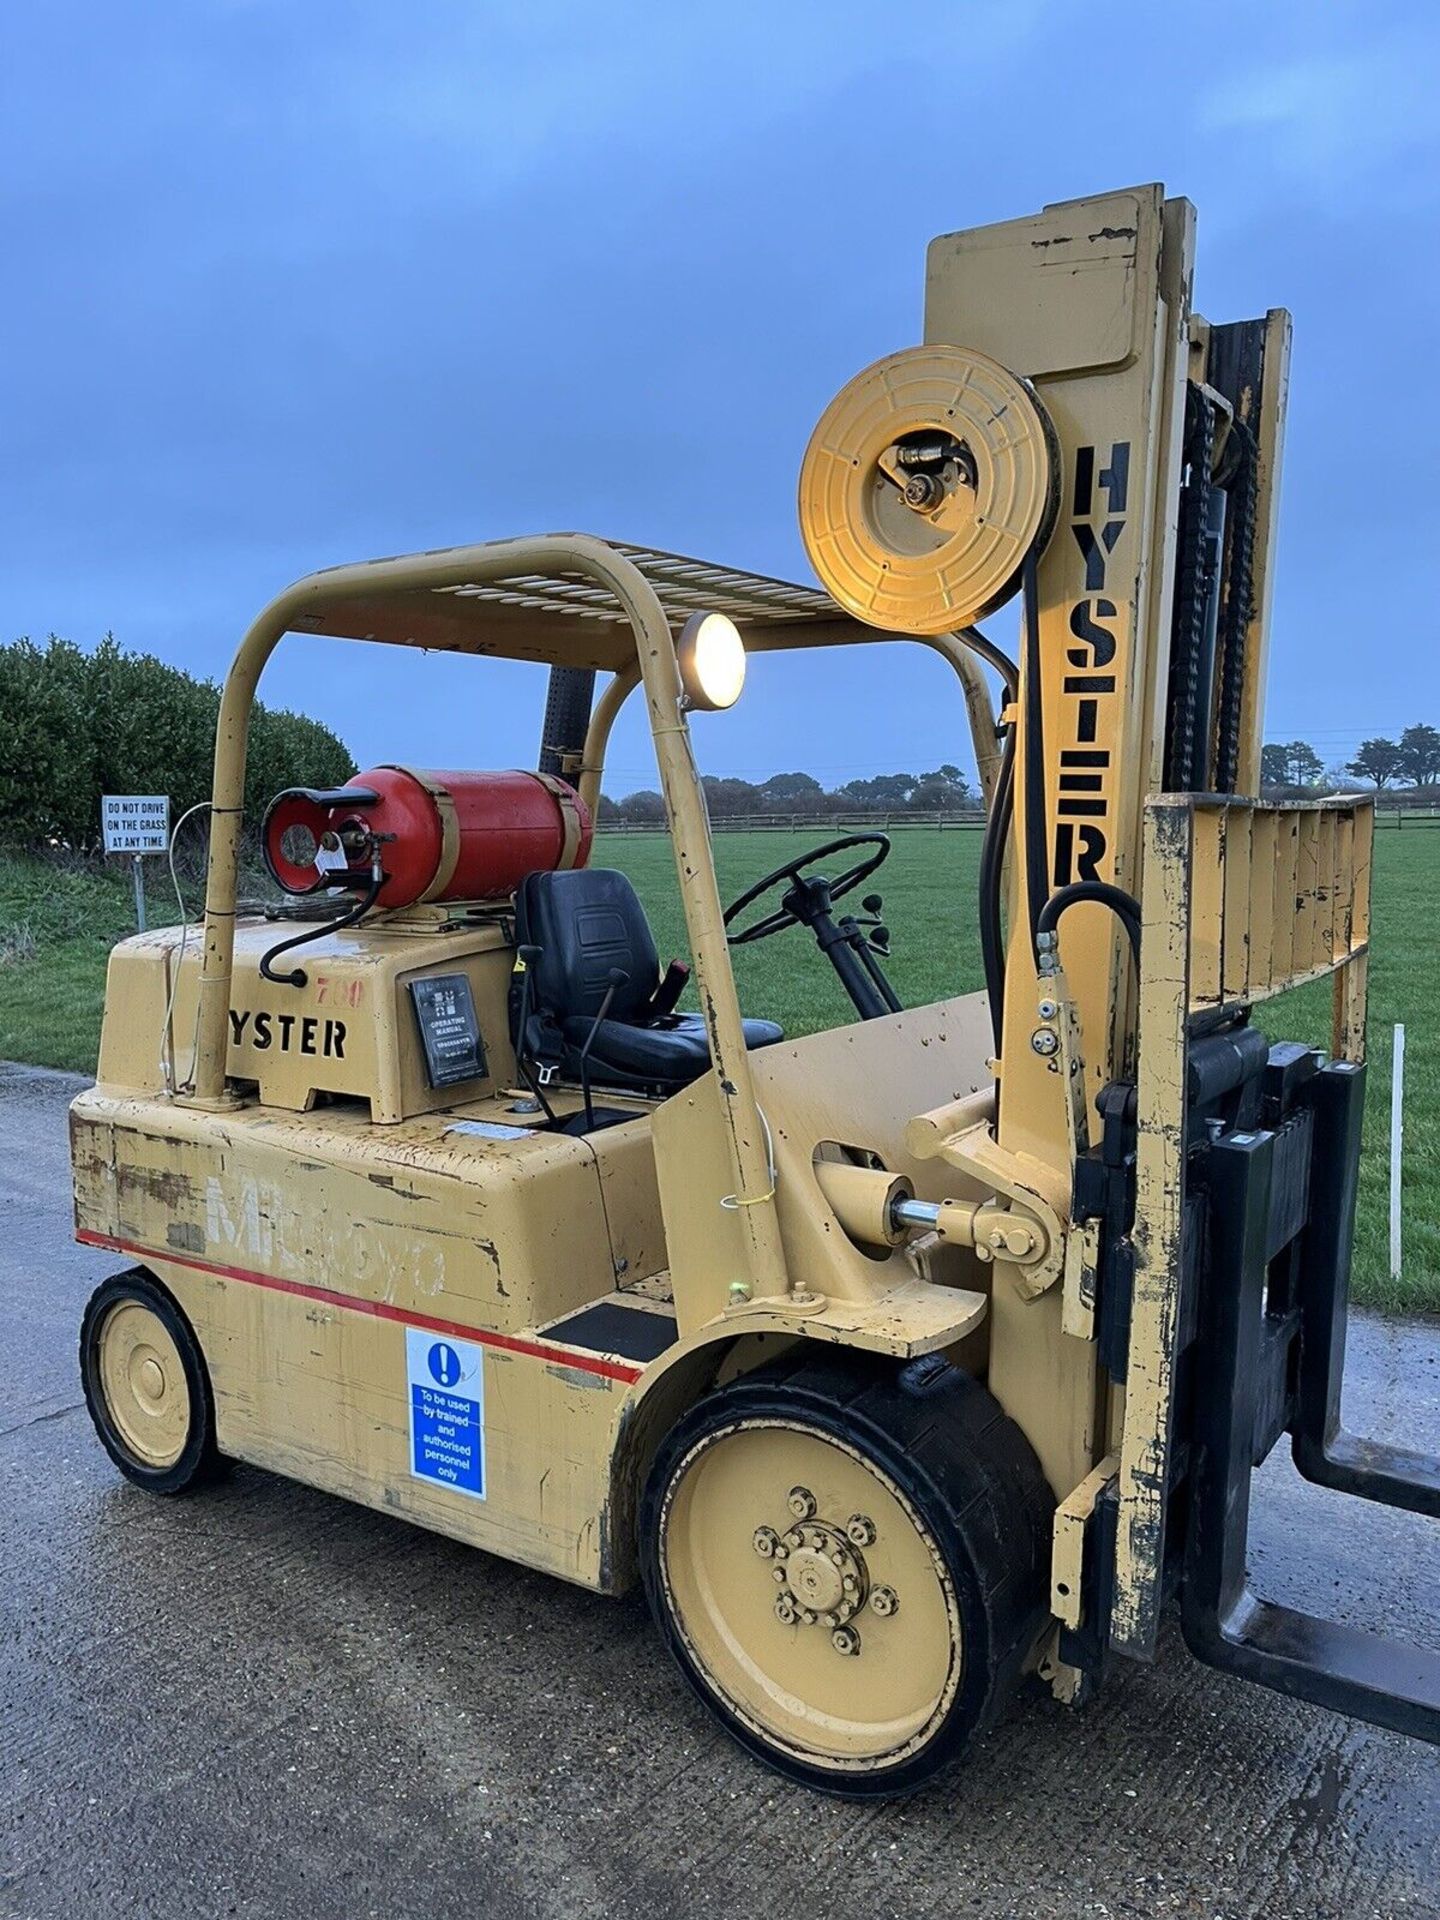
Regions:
[[1390, 1023, 1406, 1282]]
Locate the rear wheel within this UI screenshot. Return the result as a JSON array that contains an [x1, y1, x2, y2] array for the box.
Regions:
[[640, 1350, 1053, 1796], [80, 1270, 224, 1494]]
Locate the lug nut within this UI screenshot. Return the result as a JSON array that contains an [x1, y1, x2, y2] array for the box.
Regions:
[[772, 1567, 787, 1585], [787, 1486, 817, 1520], [831, 1626, 861, 1656], [845, 1514, 877, 1548], [870, 1585, 899, 1618], [783, 1529, 803, 1551], [753, 1526, 779, 1558]]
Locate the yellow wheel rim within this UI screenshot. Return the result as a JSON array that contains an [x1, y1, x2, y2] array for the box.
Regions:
[[659, 1418, 963, 1773], [97, 1301, 191, 1470]]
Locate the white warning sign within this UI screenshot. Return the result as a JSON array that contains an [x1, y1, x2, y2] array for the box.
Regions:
[[101, 794, 170, 854]]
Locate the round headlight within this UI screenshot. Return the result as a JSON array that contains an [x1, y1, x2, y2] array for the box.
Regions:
[[676, 611, 746, 712]]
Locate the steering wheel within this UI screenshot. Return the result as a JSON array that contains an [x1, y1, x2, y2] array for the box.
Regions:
[[723, 834, 891, 946]]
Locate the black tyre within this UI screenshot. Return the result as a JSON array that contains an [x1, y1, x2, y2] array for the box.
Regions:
[[640, 1349, 1053, 1796], [80, 1268, 225, 1494]]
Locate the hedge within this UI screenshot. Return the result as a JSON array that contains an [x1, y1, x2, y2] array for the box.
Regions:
[[0, 634, 352, 849]]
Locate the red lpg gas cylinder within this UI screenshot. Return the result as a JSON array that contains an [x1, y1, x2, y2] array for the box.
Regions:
[[262, 766, 592, 907]]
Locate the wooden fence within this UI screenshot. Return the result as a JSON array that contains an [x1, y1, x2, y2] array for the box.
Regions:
[[602, 810, 989, 834], [601, 805, 1440, 835]]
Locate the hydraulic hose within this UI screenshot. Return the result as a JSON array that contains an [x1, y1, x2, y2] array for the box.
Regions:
[[978, 718, 1016, 1053], [1036, 881, 1142, 969], [1020, 552, 1050, 961], [952, 618, 1019, 1058], [259, 868, 384, 989], [963, 622, 1021, 698], [956, 624, 1019, 699]]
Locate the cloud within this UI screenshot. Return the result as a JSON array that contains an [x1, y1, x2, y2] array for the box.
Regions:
[[1199, 31, 1439, 191]]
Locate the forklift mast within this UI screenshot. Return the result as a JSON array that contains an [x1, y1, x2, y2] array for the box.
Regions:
[[796, 186, 1436, 1740]]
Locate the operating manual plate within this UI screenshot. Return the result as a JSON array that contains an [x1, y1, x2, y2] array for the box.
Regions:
[[408, 973, 486, 1088]]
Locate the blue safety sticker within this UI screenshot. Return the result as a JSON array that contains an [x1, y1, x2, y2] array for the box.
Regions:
[[405, 1327, 486, 1500]]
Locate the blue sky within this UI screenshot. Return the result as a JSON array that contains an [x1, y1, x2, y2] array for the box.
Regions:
[[3, 1, 1437, 797]]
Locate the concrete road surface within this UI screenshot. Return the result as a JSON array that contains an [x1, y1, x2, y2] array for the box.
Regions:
[[2, 1060, 1437, 1920]]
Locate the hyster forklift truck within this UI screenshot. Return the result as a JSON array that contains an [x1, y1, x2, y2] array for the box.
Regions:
[[71, 185, 1438, 1794]]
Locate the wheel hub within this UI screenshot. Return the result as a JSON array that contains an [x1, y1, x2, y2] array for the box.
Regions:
[[759, 1513, 869, 1630], [95, 1300, 192, 1470], [663, 1417, 967, 1776]]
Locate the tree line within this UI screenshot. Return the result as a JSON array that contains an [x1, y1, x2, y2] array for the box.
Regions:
[[1262, 724, 1440, 797], [0, 635, 353, 850], [11, 627, 1424, 853], [598, 765, 975, 825], [603, 726, 1440, 824]]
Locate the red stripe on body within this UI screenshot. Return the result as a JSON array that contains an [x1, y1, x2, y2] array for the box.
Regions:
[[74, 1228, 643, 1385]]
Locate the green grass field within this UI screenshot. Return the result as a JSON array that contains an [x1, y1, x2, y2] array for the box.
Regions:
[[2, 829, 1435, 1313]]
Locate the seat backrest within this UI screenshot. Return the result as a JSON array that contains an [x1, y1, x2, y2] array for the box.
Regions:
[[515, 869, 659, 1024]]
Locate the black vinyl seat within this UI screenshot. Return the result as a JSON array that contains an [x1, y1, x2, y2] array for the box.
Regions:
[[514, 868, 783, 1092]]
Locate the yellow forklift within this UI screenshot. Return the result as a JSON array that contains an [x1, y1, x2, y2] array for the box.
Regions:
[[71, 184, 1438, 1794]]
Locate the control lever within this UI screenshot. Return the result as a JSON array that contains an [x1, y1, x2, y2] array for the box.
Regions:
[[514, 944, 559, 1126], [579, 969, 629, 1133], [850, 893, 892, 956], [833, 909, 901, 1013]]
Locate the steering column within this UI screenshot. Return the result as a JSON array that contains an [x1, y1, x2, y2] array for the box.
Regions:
[[723, 835, 901, 1022]]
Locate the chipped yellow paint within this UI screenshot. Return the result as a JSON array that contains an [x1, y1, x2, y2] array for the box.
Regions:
[[1180, 797, 1372, 1019], [1112, 793, 1372, 1657], [1112, 802, 1193, 1656], [110, 917, 519, 1121], [1190, 810, 1224, 1005], [924, 187, 1195, 1507], [72, 1089, 647, 1338], [1053, 1452, 1120, 1630], [1222, 809, 1254, 1002]]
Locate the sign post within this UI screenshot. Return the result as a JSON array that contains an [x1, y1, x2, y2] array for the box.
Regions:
[[101, 795, 171, 935]]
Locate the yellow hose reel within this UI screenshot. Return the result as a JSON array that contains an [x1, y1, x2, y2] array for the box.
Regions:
[[799, 345, 1059, 635]]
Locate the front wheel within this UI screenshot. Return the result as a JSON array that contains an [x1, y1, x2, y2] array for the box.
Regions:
[[640, 1350, 1053, 1796], [80, 1269, 225, 1494]]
